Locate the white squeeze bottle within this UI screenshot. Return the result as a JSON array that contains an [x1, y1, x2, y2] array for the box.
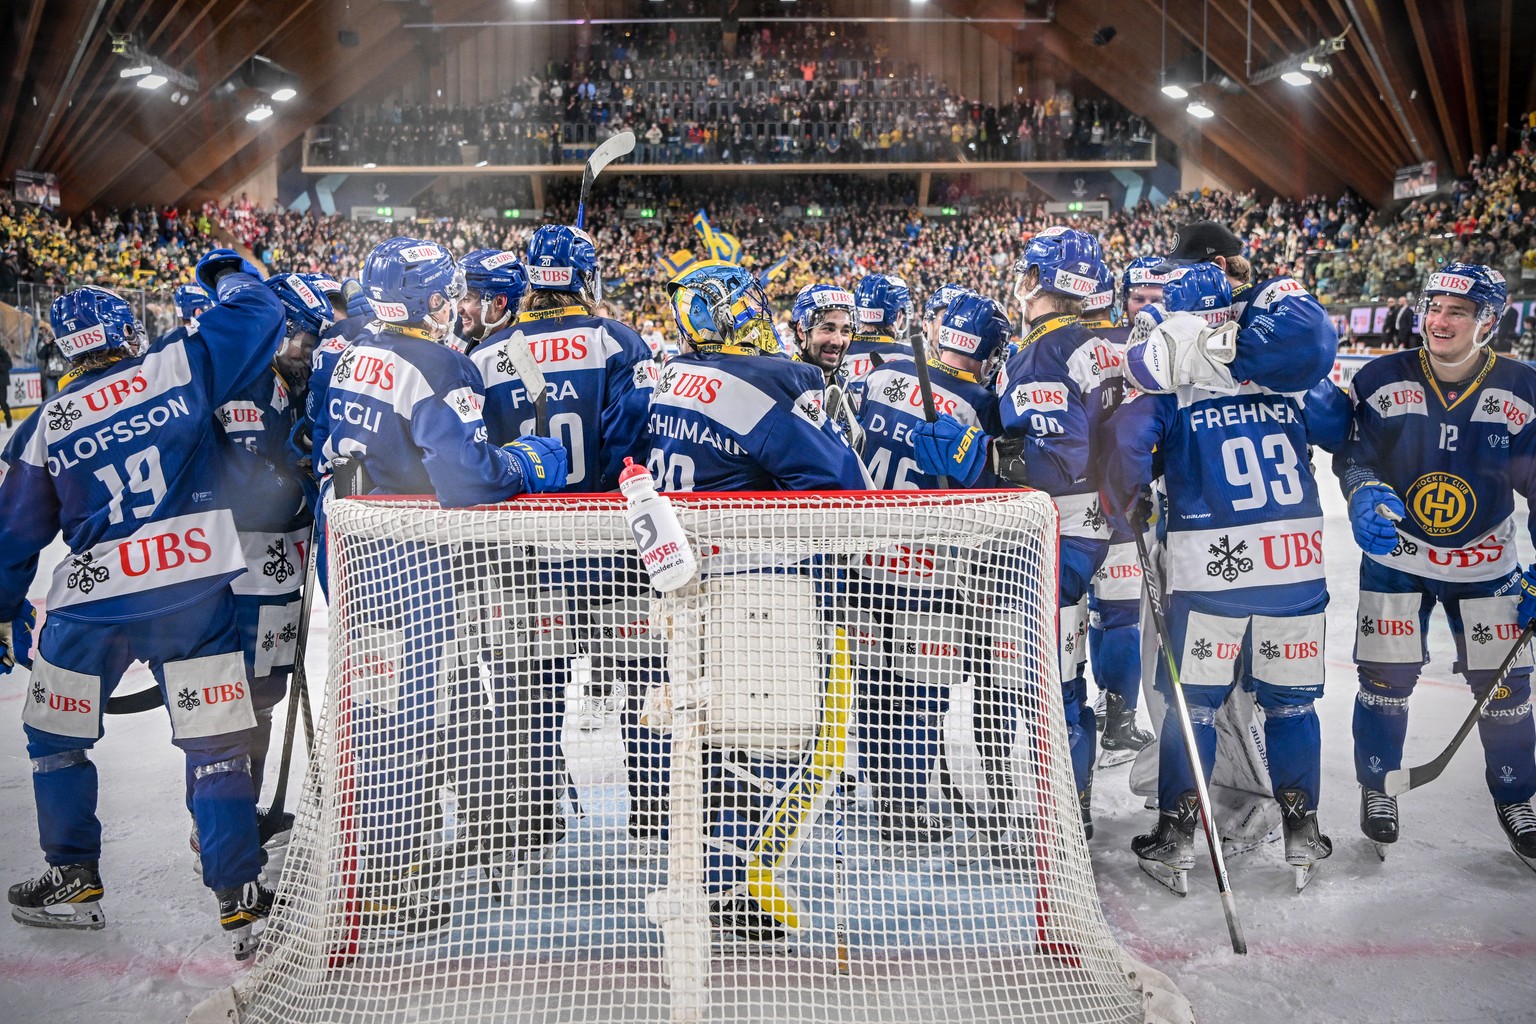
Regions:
[[619, 457, 699, 592]]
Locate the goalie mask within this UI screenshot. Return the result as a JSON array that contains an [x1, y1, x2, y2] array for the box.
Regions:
[[667, 260, 779, 355], [50, 286, 144, 362], [1418, 263, 1507, 348], [362, 237, 465, 343]]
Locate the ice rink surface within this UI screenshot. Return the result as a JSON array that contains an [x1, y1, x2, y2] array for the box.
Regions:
[[0, 426, 1532, 1024]]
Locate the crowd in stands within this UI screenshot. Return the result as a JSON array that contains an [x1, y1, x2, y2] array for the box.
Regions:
[[307, 19, 1153, 168], [5, 112, 1536, 371]]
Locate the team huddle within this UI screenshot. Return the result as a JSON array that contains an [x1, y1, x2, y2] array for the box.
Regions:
[[1, 214, 1534, 958]]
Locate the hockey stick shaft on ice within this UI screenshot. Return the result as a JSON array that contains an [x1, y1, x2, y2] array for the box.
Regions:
[[268, 523, 322, 822], [1382, 620, 1536, 798], [1129, 507, 1247, 955], [575, 131, 636, 231]]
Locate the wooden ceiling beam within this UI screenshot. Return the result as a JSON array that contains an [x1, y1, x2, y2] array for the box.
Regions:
[[2, 2, 119, 182], [1402, 0, 1465, 173], [1447, 0, 1481, 157], [0, 0, 47, 164], [1295, 0, 1412, 165], [1331, 0, 1445, 169]]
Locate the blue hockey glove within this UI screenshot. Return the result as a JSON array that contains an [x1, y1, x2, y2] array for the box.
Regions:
[[342, 278, 370, 319], [1518, 565, 1536, 628], [504, 435, 569, 494], [911, 413, 988, 487], [0, 600, 37, 674], [195, 248, 265, 295], [1347, 481, 1404, 555]]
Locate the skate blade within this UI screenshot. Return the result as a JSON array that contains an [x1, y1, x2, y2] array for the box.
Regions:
[[1291, 862, 1318, 892], [228, 922, 262, 962], [1371, 841, 1390, 862], [1136, 858, 1189, 897], [11, 902, 107, 931], [1097, 747, 1138, 769], [1510, 844, 1536, 876]]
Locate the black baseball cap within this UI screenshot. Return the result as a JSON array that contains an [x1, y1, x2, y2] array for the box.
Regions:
[[1153, 221, 1244, 272]]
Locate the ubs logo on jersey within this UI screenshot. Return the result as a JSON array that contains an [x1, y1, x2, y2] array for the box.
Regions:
[[83, 371, 150, 413], [882, 376, 912, 405], [48, 401, 83, 433], [529, 334, 589, 364], [669, 372, 721, 403], [349, 354, 395, 389], [1406, 471, 1474, 536]]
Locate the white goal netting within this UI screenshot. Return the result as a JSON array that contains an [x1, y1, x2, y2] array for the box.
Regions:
[[195, 490, 1191, 1024]]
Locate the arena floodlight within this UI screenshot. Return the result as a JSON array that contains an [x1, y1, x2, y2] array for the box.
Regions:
[[245, 104, 273, 123], [137, 74, 168, 90], [1186, 100, 1214, 119], [1161, 83, 1188, 99], [363, 161, 378, 168], [1282, 71, 1311, 87], [120, 65, 153, 78], [1300, 57, 1328, 74], [271, 87, 297, 102]]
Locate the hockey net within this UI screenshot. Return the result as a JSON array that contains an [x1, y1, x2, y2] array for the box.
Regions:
[[196, 490, 1190, 1024]]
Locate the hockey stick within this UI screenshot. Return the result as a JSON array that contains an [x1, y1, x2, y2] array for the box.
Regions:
[[1128, 505, 1247, 955], [500, 331, 549, 435], [575, 130, 636, 231], [744, 627, 853, 929], [266, 524, 322, 824], [905, 326, 950, 488], [1382, 620, 1536, 798]]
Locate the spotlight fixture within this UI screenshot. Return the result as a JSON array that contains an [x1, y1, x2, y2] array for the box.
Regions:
[[270, 87, 297, 102], [1281, 71, 1311, 87], [475, 160, 489, 167], [1186, 101, 1215, 119], [1161, 83, 1188, 99], [137, 74, 168, 90], [120, 65, 153, 78], [1299, 57, 1329, 74], [245, 104, 273, 123], [363, 161, 378, 168]]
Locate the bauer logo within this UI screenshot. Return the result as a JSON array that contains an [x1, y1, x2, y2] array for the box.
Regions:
[[528, 266, 574, 288], [399, 244, 445, 262]]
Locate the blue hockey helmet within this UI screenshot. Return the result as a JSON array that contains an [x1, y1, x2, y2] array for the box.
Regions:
[[1014, 226, 1107, 309], [666, 259, 779, 354], [1419, 263, 1508, 341], [362, 237, 465, 341], [936, 292, 1011, 363], [1121, 256, 1171, 300], [266, 273, 334, 338], [791, 283, 856, 334], [853, 273, 913, 333], [525, 225, 599, 300], [50, 286, 144, 361], [1163, 263, 1235, 326], [1083, 261, 1116, 319], [302, 273, 342, 298], [173, 283, 213, 322], [923, 282, 970, 323], [459, 248, 528, 333]]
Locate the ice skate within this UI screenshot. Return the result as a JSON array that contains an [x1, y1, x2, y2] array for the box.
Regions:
[[712, 893, 789, 945], [1092, 690, 1106, 733], [1098, 692, 1154, 768], [1079, 776, 1094, 841], [8, 863, 106, 931], [1360, 787, 1398, 861], [1280, 789, 1332, 892], [1494, 800, 1536, 873], [215, 880, 274, 961], [1131, 792, 1196, 896], [878, 801, 952, 846]]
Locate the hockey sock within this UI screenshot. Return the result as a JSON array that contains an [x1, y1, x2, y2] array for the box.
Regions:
[[28, 746, 102, 866], [1065, 674, 1095, 796], [1156, 702, 1218, 812], [187, 749, 261, 890], [1475, 674, 1536, 802], [623, 661, 671, 840], [1352, 682, 1409, 788], [1260, 700, 1321, 809], [1089, 621, 1144, 708]]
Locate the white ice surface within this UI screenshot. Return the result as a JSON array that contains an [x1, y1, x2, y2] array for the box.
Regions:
[[0, 438, 1532, 1024]]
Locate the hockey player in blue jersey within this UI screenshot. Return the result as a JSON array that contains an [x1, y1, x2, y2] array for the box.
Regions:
[[650, 260, 866, 941], [473, 226, 659, 858], [844, 274, 914, 404], [1084, 258, 1166, 763], [0, 250, 286, 957], [912, 226, 1123, 837], [456, 248, 527, 355], [174, 283, 213, 329], [1133, 220, 1337, 397], [187, 273, 332, 865], [856, 292, 1008, 841], [318, 237, 567, 918], [1339, 264, 1536, 868], [1112, 261, 1349, 892], [789, 282, 861, 448]]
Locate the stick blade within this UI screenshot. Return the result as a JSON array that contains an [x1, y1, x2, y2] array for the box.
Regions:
[[1380, 766, 1415, 797], [587, 130, 636, 177]]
